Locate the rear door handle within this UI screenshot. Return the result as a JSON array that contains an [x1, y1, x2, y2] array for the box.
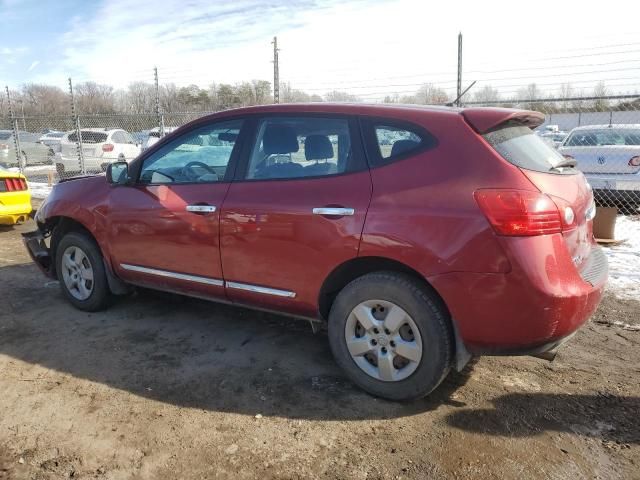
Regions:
[[186, 205, 217, 214], [312, 207, 355, 216]]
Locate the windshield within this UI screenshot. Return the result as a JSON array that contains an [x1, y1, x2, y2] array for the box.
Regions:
[[483, 124, 567, 172], [565, 128, 640, 146]]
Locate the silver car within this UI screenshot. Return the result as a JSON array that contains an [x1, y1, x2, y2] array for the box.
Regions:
[[559, 124, 640, 208], [0, 130, 54, 168]]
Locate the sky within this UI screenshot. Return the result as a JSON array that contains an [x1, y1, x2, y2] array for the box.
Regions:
[[1, 0, 640, 101]]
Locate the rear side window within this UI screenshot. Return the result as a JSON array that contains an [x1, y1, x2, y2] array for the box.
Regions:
[[363, 119, 436, 167], [484, 124, 567, 173]]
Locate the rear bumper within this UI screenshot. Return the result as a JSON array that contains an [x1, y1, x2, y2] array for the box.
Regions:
[[22, 229, 55, 278], [430, 236, 607, 355], [0, 195, 32, 225]]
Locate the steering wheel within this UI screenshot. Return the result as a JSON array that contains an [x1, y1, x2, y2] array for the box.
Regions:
[[182, 161, 218, 181]]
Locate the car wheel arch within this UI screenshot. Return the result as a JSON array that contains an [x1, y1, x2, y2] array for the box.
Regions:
[[318, 255, 451, 321]]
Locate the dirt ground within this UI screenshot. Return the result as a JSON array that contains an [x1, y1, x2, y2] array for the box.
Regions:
[[0, 206, 638, 480]]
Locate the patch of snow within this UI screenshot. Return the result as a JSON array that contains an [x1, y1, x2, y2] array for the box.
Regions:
[[603, 216, 640, 301], [28, 181, 53, 200]]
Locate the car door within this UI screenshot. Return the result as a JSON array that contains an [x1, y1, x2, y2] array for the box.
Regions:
[[108, 118, 245, 299], [219, 115, 372, 318]]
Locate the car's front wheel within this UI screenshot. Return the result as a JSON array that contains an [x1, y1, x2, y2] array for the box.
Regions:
[[56, 231, 112, 311], [328, 272, 453, 401]]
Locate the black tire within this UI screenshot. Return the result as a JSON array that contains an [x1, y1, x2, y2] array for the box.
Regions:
[[328, 271, 453, 401], [55, 231, 112, 312]]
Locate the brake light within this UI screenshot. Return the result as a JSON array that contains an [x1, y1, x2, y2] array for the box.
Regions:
[[0, 143, 8, 150], [3, 178, 27, 191], [629, 156, 640, 167], [475, 189, 563, 236], [102, 143, 114, 152]]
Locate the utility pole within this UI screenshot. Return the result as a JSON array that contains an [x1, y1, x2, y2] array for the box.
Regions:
[[154, 66, 164, 137], [272, 36, 280, 104], [456, 32, 462, 107], [68, 77, 85, 175], [5, 86, 23, 171]]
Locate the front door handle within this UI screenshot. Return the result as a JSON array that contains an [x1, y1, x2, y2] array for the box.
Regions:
[[186, 205, 217, 214], [312, 207, 355, 216]]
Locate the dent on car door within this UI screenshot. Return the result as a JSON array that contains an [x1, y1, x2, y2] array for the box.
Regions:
[[219, 115, 372, 318]]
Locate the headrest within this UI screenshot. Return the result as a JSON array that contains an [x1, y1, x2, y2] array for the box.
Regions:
[[263, 124, 299, 154], [305, 135, 334, 160], [390, 139, 419, 157]]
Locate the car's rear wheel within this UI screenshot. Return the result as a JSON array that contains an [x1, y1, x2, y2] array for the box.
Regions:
[[328, 271, 452, 401], [56, 231, 112, 311]]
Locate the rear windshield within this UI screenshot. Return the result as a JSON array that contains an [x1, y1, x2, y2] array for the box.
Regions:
[[483, 124, 567, 173], [564, 128, 640, 146], [68, 131, 108, 143], [0, 132, 12, 140]]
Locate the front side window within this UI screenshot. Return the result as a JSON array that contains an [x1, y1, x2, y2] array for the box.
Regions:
[[245, 117, 351, 180], [139, 120, 242, 184]]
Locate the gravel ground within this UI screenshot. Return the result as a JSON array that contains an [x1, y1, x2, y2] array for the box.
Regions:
[[0, 209, 638, 480]]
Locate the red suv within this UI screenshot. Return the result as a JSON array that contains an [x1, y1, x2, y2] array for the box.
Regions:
[[24, 104, 607, 401]]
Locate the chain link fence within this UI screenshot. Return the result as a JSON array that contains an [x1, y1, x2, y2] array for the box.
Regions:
[[2, 94, 639, 238]]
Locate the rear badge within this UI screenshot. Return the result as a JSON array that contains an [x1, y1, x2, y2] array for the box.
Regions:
[[597, 156, 606, 165]]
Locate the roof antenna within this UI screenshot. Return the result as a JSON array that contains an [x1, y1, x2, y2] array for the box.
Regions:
[[447, 81, 476, 107]]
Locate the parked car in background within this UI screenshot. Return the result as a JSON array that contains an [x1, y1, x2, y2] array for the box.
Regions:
[[38, 131, 65, 153], [0, 166, 32, 225], [56, 128, 142, 177], [25, 104, 606, 401], [559, 124, 640, 208], [540, 131, 567, 149], [0, 130, 54, 168], [142, 127, 178, 150]]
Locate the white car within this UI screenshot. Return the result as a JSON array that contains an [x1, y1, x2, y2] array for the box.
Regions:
[[143, 126, 178, 150], [559, 124, 640, 208], [38, 131, 65, 153], [56, 128, 141, 176]]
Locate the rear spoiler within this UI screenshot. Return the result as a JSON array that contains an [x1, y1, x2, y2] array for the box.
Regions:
[[461, 108, 545, 134]]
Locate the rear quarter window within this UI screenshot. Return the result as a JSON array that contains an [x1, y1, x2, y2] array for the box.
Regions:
[[483, 124, 568, 173], [364, 119, 437, 167]]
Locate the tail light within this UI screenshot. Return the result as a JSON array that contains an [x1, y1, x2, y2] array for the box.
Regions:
[[3, 177, 28, 191], [474, 189, 570, 236], [102, 143, 114, 152], [0, 143, 8, 150], [629, 156, 640, 167]]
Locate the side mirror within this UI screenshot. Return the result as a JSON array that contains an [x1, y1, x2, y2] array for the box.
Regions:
[[106, 161, 130, 185]]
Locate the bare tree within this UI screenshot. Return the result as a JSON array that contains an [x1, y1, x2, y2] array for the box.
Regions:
[[593, 81, 609, 111], [127, 82, 155, 112], [324, 90, 359, 102], [414, 83, 449, 104], [472, 85, 500, 104], [75, 82, 115, 114], [558, 83, 573, 111]]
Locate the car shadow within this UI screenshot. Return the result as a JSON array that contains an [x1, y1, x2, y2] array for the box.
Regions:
[[445, 392, 640, 445], [0, 262, 476, 421]]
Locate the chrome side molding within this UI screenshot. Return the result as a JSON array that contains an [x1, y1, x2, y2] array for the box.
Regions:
[[226, 281, 296, 298], [120, 264, 296, 298], [120, 264, 224, 286]]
